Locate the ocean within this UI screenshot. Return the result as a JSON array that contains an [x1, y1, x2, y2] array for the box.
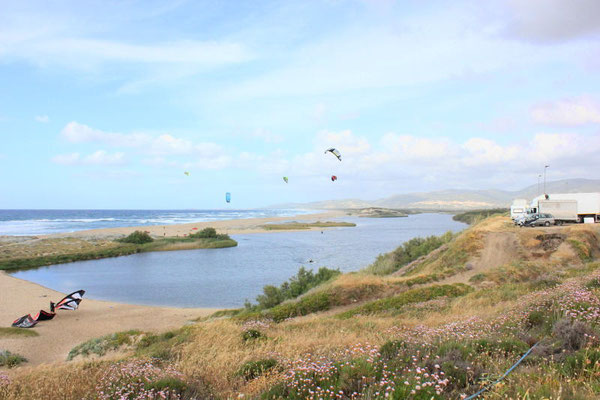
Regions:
[[0, 209, 313, 236]]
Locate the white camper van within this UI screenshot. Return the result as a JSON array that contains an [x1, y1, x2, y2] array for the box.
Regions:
[[510, 199, 528, 221], [529, 193, 600, 223]]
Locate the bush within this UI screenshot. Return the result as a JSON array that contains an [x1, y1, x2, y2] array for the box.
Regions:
[[251, 266, 341, 310], [267, 292, 334, 322], [552, 318, 594, 351], [364, 231, 454, 275], [117, 230, 154, 244], [67, 330, 141, 360], [379, 340, 407, 360], [452, 209, 509, 225], [0, 350, 26, 368], [236, 359, 278, 380], [242, 329, 265, 342], [189, 227, 216, 238], [560, 349, 600, 377]]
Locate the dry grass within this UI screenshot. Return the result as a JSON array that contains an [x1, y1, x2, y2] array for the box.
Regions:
[[0, 237, 120, 261], [3, 362, 105, 399]]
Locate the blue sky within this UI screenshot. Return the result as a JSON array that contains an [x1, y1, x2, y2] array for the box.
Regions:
[[1, 0, 599, 209]]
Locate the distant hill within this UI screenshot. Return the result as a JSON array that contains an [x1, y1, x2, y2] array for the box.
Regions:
[[272, 179, 600, 211]]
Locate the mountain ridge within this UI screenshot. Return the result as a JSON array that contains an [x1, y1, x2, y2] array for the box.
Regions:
[[272, 178, 600, 211]]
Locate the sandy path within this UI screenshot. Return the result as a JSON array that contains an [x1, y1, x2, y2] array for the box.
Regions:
[[45, 210, 345, 240], [442, 231, 521, 284], [0, 272, 216, 367]]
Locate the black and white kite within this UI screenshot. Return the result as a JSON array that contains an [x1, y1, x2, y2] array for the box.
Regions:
[[324, 148, 342, 161], [51, 290, 85, 312]]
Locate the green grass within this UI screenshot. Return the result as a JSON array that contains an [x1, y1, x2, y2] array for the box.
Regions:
[[452, 208, 509, 225], [336, 283, 473, 319], [248, 266, 341, 310], [266, 291, 336, 322], [0, 236, 237, 271], [236, 359, 278, 380], [364, 231, 455, 275], [261, 221, 356, 230], [569, 239, 593, 262], [135, 327, 193, 360], [0, 350, 27, 367], [67, 330, 142, 361], [0, 327, 39, 337]]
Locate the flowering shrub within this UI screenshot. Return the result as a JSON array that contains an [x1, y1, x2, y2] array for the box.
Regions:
[[96, 359, 186, 400], [262, 344, 451, 399]]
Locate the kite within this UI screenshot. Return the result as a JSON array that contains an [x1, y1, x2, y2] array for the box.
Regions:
[[331, 175, 337, 182], [324, 148, 341, 161], [12, 290, 84, 329], [226, 192, 231, 203], [283, 176, 288, 183], [12, 310, 56, 328], [12, 314, 38, 328], [51, 290, 86, 312], [184, 171, 190, 176]]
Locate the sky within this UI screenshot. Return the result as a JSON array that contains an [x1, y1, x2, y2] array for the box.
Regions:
[[1, 0, 599, 209]]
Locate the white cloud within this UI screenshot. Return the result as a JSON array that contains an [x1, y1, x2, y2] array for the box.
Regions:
[[505, 0, 600, 42], [51, 150, 125, 166], [252, 130, 600, 190], [60, 122, 224, 157], [462, 138, 519, 167], [58, 122, 229, 169], [531, 97, 600, 125], [35, 115, 49, 123], [84, 150, 126, 165]]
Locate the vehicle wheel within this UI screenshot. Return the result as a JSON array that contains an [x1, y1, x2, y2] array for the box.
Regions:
[[545, 221, 550, 226]]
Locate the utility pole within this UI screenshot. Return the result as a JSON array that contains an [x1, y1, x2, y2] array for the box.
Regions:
[[538, 174, 541, 196], [544, 165, 549, 195]]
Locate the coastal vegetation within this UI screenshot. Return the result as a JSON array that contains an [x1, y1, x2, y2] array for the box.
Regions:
[[0, 228, 237, 271], [0, 327, 39, 338], [4, 215, 600, 399], [452, 208, 509, 224], [0, 351, 26, 368], [261, 221, 356, 230], [364, 231, 455, 275], [116, 230, 153, 244]]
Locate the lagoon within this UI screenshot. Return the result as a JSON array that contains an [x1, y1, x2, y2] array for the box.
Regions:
[[10, 214, 466, 308]]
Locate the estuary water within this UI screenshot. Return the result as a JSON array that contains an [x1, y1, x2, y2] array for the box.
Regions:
[[10, 214, 466, 308]]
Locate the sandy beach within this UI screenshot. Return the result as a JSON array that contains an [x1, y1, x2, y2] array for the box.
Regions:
[[0, 210, 346, 367], [0, 271, 217, 366], [46, 210, 345, 239]]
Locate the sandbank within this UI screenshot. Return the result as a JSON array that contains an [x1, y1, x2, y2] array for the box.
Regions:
[[44, 210, 345, 240]]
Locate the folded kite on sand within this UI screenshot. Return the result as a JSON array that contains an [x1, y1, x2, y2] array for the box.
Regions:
[[11, 290, 85, 328], [51, 290, 86, 312]]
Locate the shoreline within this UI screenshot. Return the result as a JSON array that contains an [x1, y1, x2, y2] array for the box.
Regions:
[[40, 210, 346, 239]]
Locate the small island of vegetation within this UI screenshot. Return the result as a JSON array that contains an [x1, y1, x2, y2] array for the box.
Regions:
[[260, 221, 356, 230], [0, 227, 237, 272], [349, 207, 409, 218]]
